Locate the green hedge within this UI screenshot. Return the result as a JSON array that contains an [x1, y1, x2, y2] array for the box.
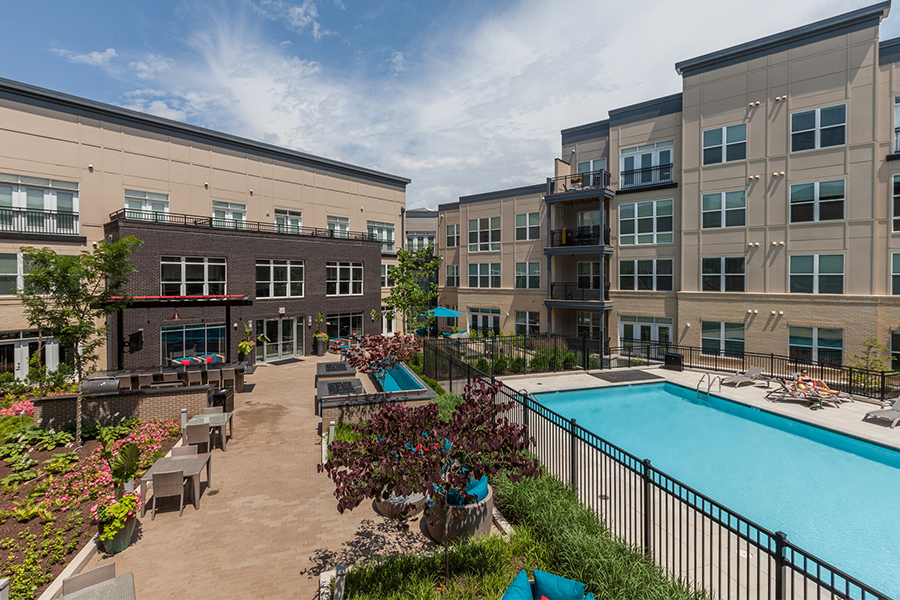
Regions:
[[405, 358, 446, 395]]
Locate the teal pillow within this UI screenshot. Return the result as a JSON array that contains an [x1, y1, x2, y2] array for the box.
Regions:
[[533, 570, 585, 600], [448, 475, 488, 505], [584, 594, 595, 600], [501, 569, 531, 600]]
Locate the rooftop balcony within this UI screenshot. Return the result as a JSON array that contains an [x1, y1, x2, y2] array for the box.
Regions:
[[546, 169, 610, 196], [548, 225, 610, 248], [618, 164, 674, 192], [0, 208, 80, 236]]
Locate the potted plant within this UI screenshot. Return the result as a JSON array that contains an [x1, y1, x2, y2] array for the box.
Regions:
[[238, 322, 256, 364], [314, 311, 328, 356], [92, 491, 140, 554]]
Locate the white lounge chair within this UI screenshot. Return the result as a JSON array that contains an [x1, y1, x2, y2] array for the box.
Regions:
[[863, 399, 900, 428], [722, 366, 766, 387]]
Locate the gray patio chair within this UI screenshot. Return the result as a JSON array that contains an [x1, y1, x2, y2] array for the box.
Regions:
[[722, 366, 765, 387], [171, 445, 198, 457], [863, 399, 900, 428], [766, 379, 840, 408], [184, 370, 202, 386], [137, 373, 153, 390], [62, 563, 116, 595], [221, 367, 236, 389], [162, 372, 179, 383], [202, 407, 223, 415], [151, 470, 186, 519], [185, 423, 211, 454], [115, 375, 132, 391], [206, 368, 222, 390]]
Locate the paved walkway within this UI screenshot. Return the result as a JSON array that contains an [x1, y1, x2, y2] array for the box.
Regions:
[[85, 355, 439, 599]]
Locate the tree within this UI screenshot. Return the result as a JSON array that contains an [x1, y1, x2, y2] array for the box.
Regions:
[[846, 336, 896, 395], [382, 244, 442, 333]]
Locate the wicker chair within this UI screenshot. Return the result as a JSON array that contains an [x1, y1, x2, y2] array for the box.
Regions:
[[206, 369, 222, 390], [184, 370, 202, 386], [184, 423, 211, 454], [221, 367, 236, 389], [62, 563, 116, 595], [151, 470, 185, 519], [203, 407, 223, 415], [115, 375, 133, 391], [171, 445, 198, 457], [137, 373, 153, 390]]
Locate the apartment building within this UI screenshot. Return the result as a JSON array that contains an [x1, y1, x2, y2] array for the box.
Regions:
[[438, 1, 900, 366], [0, 78, 408, 375]]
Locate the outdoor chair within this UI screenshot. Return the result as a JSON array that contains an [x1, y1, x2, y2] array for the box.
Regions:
[[184, 370, 202, 386], [722, 366, 767, 387], [137, 373, 153, 390], [206, 369, 222, 390], [765, 379, 840, 408], [185, 423, 211, 454], [221, 367, 236, 389], [62, 563, 116, 595], [161, 372, 179, 383], [151, 470, 186, 519], [171, 445, 198, 457], [115, 375, 133, 391], [862, 399, 900, 429]]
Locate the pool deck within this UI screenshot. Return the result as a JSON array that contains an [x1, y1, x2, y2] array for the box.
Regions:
[[502, 367, 900, 452]]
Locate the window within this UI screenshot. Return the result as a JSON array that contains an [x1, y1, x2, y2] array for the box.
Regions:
[[577, 262, 602, 289], [125, 189, 167, 220], [160, 257, 226, 296], [577, 158, 607, 175], [327, 215, 349, 238], [212, 200, 246, 229], [895, 96, 900, 153], [894, 176, 900, 232], [577, 210, 601, 227], [406, 233, 435, 252], [326, 313, 363, 340], [515, 213, 540, 241], [893, 254, 900, 295], [446, 224, 459, 247], [576, 311, 603, 338], [619, 199, 673, 245], [515, 262, 540, 289], [789, 326, 842, 366], [790, 180, 844, 223], [791, 104, 846, 152], [380, 264, 395, 288], [701, 322, 745, 357], [701, 257, 745, 292], [702, 191, 746, 228], [367, 221, 395, 252], [620, 140, 673, 188], [619, 259, 673, 291], [468, 217, 500, 252], [256, 260, 303, 298], [161, 323, 225, 363], [892, 332, 900, 370], [0, 253, 30, 296], [326, 262, 363, 296], [468, 263, 501, 288], [702, 124, 747, 165], [515, 311, 540, 335], [275, 209, 302, 234], [790, 255, 843, 294], [446, 265, 459, 287]]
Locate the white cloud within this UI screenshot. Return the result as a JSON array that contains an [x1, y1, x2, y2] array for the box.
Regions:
[[389, 52, 405, 75], [51, 47, 117, 67], [129, 55, 173, 79], [245, 0, 333, 39]]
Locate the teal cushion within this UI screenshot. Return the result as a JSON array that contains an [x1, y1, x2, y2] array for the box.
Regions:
[[448, 475, 488, 505], [583, 593, 595, 600], [501, 569, 531, 600], [533, 570, 585, 600]]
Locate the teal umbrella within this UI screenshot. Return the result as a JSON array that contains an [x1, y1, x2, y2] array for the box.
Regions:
[[426, 306, 462, 318]]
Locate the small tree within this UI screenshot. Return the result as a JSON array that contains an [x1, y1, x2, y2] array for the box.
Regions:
[[847, 336, 896, 395], [344, 334, 422, 387], [382, 245, 442, 333]]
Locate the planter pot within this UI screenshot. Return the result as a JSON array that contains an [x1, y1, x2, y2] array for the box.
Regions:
[[426, 485, 493, 544], [375, 490, 426, 519], [98, 515, 137, 555], [238, 351, 256, 366], [316, 338, 327, 357]]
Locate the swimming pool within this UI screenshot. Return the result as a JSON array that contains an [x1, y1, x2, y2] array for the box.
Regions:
[[379, 364, 426, 393], [534, 382, 900, 597]]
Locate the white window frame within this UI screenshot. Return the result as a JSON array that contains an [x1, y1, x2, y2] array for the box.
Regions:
[[619, 259, 673, 291], [275, 209, 302, 234], [577, 210, 602, 227], [701, 321, 745, 357], [0, 179, 80, 234], [446, 264, 459, 287], [515, 212, 540, 241], [893, 254, 900, 295], [701, 257, 745, 292], [368, 221, 395, 253], [619, 199, 673, 245], [702, 124, 747, 165], [468, 263, 500, 288], [789, 254, 844, 294], [256, 260, 304, 299], [894, 96, 900, 153], [327, 215, 350, 239], [446, 224, 459, 247], [381, 264, 395, 288], [790, 104, 846, 153], [577, 262, 602, 289], [514, 262, 540, 289], [468, 217, 501, 252], [576, 311, 603, 338], [789, 180, 845, 223], [160, 257, 227, 296], [124, 188, 167, 220], [789, 326, 843, 365], [406, 233, 434, 252], [212, 200, 246, 229], [620, 140, 673, 188], [326, 262, 363, 296], [515, 311, 540, 335], [893, 175, 900, 232], [701, 190, 746, 229], [0, 253, 29, 296]]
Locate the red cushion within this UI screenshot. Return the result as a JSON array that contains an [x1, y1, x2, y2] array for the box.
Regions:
[[179, 358, 192, 366], [541, 597, 550, 600]]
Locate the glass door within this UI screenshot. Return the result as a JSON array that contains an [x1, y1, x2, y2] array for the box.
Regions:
[[256, 317, 298, 362], [296, 319, 305, 357]]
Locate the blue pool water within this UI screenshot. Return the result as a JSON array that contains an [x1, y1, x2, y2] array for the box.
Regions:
[[534, 382, 900, 597], [380, 364, 425, 392]]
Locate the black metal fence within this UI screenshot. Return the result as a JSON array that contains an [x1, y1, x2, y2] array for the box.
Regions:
[[620, 163, 675, 190], [0, 207, 80, 235], [548, 225, 611, 247], [422, 340, 891, 600]]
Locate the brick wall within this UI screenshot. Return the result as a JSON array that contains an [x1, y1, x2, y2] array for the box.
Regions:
[[32, 385, 213, 429]]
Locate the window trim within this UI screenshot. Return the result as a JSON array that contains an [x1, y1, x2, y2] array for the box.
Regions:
[[701, 321, 745, 357], [619, 199, 674, 245], [367, 221, 395, 253], [701, 190, 746, 229], [515, 212, 540, 241], [326, 262, 364, 296], [514, 310, 540, 335], [446, 264, 459, 287], [702, 124, 747, 165], [789, 254, 844, 294], [514, 262, 541, 289], [0, 253, 29, 296], [446, 224, 459, 248], [468, 263, 501, 288], [274, 209, 302, 234], [160, 257, 227, 297], [790, 104, 847, 153], [468, 217, 501, 252], [701, 257, 746, 292], [893, 253, 900, 295], [788, 326, 843, 366], [255, 259, 304, 299], [619, 259, 674, 291], [380, 264, 395, 288], [789, 179, 845, 223], [124, 189, 167, 219]]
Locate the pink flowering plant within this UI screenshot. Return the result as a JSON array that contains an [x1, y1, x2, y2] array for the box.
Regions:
[[0, 400, 34, 417], [91, 489, 140, 541]]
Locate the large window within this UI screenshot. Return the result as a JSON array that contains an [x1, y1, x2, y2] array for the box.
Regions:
[[160, 257, 226, 296], [125, 189, 167, 220], [468, 263, 501, 288], [468, 217, 500, 252], [789, 255, 843, 294], [368, 221, 395, 252], [701, 257, 745, 292], [893, 254, 900, 295], [702, 191, 746, 228], [381, 264, 395, 288], [619, 199, 673, 245], [161, 323, 225, 363], [701, 321, 744, 357], [577, 210, 601, 227], [326, 262, 363, 296], [516, 212, 540, 241], [212, 200, 246, 229], [790, 180, 844, 223], [515, 311, 540, 335], [892, 332, 900, 370], [515, 262, 540, 289], [0, 175, 78, 233], [894, 175, 900, 232], [406, 233, 435, 252], [446, 224, 459, 247], [791, 104, 846, 152], [256, 260, 303, 298], [327, 215, 349, 238], [576, 311, 603, 338], [619, 259, 673, 291], [446, 265, 459, 287], [620, 140, 673, 188], [702, 124, 746, 165], [577, 262, 601, 289], [789, 326, 842, 366], [0, 253, 31, 296], [275, 209, 302, 234], [326, 313, 363, 340]]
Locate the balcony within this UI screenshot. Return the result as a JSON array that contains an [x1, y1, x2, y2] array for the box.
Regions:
[[109, 209, 377, 242], [619, 164, 674, 191], [549, 225, 610, 248], [546, 169, 610, 195], [0, 208, 80, 236], [550, 282, 610, 302]]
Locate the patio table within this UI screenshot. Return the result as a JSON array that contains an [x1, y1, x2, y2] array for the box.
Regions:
[[187, 412, 233, 451], [140, 453, 211, 517], [61, 572, 135, 600]]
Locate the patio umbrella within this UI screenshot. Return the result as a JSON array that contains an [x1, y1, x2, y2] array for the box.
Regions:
[[427, 306, 462, 318]]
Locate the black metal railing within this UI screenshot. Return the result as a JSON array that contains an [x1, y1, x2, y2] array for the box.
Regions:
[[109, 209, 378, 242], [548, 225, 610, 247], [549, 282, 610, 302], [0, 208, 80, 235], [546, 169, 610, 195], [619, 163, 674, 190], [422, 340, 892, 600]]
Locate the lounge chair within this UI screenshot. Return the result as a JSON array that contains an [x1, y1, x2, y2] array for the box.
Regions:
[[862, 399, 900, 428], [722, 366, 766, 387], [766, 379, 841, 408]]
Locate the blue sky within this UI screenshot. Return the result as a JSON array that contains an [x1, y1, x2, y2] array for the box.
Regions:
[[2, 0, 897, 209]]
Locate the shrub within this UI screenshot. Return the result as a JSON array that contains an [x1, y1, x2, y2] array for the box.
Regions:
[[432, 393, 463, 421], [509, 356, 526, 373], [493, 356, 508, 374], [561, 351, 577, 369], [529, 354, 548, 372], [475, 357, 489, 373]]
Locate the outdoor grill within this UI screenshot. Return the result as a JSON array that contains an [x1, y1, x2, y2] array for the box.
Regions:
[[81, 378, 120, 396]]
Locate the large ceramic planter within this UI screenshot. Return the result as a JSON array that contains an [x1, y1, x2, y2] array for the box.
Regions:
[[316, 338, 327, 357], [375, 490, 426, 519], [98, 515, 137, 555], [427, 485, 493, 544]]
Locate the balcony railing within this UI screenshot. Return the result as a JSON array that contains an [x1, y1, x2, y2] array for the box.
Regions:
[[547, 169, 610, 195], [619, 163, 674, 190], [0, 208, 80, 236], [109, 209, 378, 242], [549, 225, 610, 247], [549, 282, 611, 302]]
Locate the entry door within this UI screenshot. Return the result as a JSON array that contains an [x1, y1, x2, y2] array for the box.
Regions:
[[469, 313, 499, 336], [382, 311, 395, 337], [622, 323, 671, 356], [0, 340, 41, 379], [295, 320, 305, 357], [257, 317, 297, 362]]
